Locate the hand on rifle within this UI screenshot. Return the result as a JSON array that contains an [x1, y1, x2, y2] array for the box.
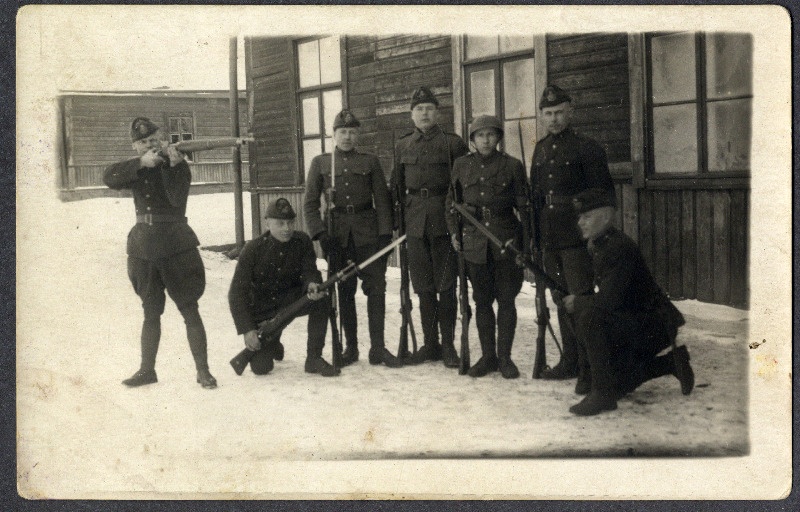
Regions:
[[450, 233, 461, 252], [563, 294, 576, 314], [515, 249, 531, 269], [163, 145, 185, 167], [244, 329, 261, 351], [307, 282, 327, 301]]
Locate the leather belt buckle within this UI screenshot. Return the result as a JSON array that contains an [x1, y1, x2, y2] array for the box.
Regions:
[[419, 188, 430, 199], [143, 213, 153, 225], [481, 206, 492, 219], [346, 205, 355, 214], [544, 195, 553, 206]]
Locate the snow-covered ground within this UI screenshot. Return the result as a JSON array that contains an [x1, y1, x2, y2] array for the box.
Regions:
[[17, 192, 749, 498]]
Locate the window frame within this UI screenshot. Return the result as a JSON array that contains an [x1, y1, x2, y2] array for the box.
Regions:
[[644, 32, 752, 183], [293, 35, 346, 183], [166, 114, 196, 161]]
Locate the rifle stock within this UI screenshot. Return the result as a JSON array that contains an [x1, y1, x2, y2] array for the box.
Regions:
[[159, 136, 254, 158], [230, 237, 405, 375]]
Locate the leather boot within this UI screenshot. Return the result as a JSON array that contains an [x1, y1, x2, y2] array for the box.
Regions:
[[497, 302, 519, 379], [122, 369, 158, 387], [367, 295, 402, 368], [196, 369, 218, 389], [438, 288, 459, 368], [407, 293, 442, 364], [341, 344, 359, 366], [469, 304, 497, 377], [541, 307, 579, 379], [569, 390, 618, 416], [304, 356, 340, 377], [672, 345, 695, 395]]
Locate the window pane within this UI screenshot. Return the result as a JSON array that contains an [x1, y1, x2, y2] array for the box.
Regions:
[[653, 104, 698, 173], [466, 35, 498, 60], [322, 89, 342, 135], [503, 118, 536, 165], [181, 133, 192, 141], [169, 118, 180, 133], [170, 134, 180, 144], [297, 39, 321, 88], [651, 33, 696, 103], [706, 33, 753, 99], [303, 138, 323, 176], [503, 58, 536, 119], [500, 35, 534, 53], [469, 69, 496, 117], [319, 36, 342, 85], [181, 117, 192, 132], [707, 99, 751, 171], [302, 96, 320, 136]]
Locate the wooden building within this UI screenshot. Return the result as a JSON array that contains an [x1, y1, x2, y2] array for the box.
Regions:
[[58, 90, 250, 200], [244, 33, 751, 309]]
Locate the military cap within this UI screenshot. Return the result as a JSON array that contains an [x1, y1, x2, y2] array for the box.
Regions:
[[130, 117, 160, 142], [410, 86, 439, 109], [333, 109, 361, 130], [265, 198, 297, 220], [539, 85, 572, 110], [572, 188, 616, 215], [469, 115, 504, 141]]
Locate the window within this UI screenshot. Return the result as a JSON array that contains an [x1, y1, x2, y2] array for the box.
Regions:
[[463, 35, 537, 165], [295, 36, 343, 178], [647, 32, 752, 175], [168, 115, 194, 160]]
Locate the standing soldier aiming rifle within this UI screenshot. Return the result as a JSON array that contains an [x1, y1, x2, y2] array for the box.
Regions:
[[446, 115, 530, 379], [304, 110, 401, 368], [391, 86, 470, 368], [228, 198, 338, 377], [529, 85, 615, 391], [103, 117, 217, 389]]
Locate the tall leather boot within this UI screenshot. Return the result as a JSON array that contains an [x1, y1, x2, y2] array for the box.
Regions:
[[122, 313, 160, 387], [569, 310, 617, 416], [541, 307, 579, 379], [408, 292, 441, 364], [467, 304, 498, 377], [338, 288, 358, 365], [438, 287, 459, 368], [496, 301, 519, 379], [366, 294, 402, 368]]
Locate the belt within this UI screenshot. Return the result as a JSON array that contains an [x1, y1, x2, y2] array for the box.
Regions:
[[407, 186, 448, 198], [540, 194, 573, 206], [136, 213, 187, 225], [331, 202, 373, 214], [472, 205, 514, 220]]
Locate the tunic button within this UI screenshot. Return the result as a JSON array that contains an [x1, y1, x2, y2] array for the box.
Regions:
[[480, 177, 485, 181], [146, 206, 151, 211], [549, 190, 554, 194], [485, 222, 490, 227], [480, 192, 485, 196], [549, 160, 555, 164], [345, 182, 349, 186], [344, 169, 348, 173], [548, 205, 554, 209], [481, 165, 485, 169], [548, 174, 553, 178], [144, 180, 149, 184], [146, 194, 150, 198], [346, 195, 350, 199], [552, 144, 557, 149]]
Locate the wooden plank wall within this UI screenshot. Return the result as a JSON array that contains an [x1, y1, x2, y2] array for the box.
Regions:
[[246, 37, 297, 189], [346, 35, 457, 181], [546, 33, 630, 164], [637, 188, 749, 309]]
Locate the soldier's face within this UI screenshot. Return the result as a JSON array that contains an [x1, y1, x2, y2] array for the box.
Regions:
[[334, 127, 359, 152], [132, 130, 166, 156], [578, 207, 614, 241], [472, 128, 501, 156], [266, 218, 295, 242], [540, 102, 572, 135], [411, 103, 438, 131]]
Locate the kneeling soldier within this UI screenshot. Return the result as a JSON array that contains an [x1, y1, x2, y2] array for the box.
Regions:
[[228, 198, 339, 377], [564, 189, 694, 416], [303, 110, 401, 368], [446, 115, 531, 379]]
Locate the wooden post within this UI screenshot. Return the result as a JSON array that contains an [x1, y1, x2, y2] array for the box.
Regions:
[[230, 36, 245, 249]]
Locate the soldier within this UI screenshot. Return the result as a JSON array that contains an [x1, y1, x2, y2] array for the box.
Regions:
[[564, 188, 694, 416], [303, 110, 401, 368], [390, 86, 470, 368], [228, 198, 339, 377], [103, 117, 217, 389], [529, 85, 615, 388], [446, 115, 530, 379]]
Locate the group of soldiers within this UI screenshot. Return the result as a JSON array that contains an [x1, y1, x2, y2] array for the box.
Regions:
[[105, 84, 694, 417]]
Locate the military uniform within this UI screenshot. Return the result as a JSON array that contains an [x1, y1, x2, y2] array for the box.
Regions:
[[104, 117, 215, 389], [391, 88, 470, 366], [446, 121, 530, 378], [228, 198, 336, 376], [303, 110, 397, 367], [568, 189, 693, 416], [529, 85, 615, 380]]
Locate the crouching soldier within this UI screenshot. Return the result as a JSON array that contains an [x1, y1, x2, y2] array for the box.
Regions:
[[228, 198, 339, 377], [446, 115, 530, 379], [564, 189, 694, 416]]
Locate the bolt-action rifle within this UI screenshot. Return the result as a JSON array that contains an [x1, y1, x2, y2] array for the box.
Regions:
[[326, 151, 344, 370], [450, 181, 472, 375], [450, 202, 564, 377], [394, 158, 418, 361], [158, 136, 254, 159], [230, 236, 407, 375]]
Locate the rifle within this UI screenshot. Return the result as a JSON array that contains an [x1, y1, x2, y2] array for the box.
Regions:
[[158, 136, 254, 159], [451, 182, 472, 375], [394, 151, 418, 361], [230, 235, 407, 375], [326, 151, 344, 370]]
